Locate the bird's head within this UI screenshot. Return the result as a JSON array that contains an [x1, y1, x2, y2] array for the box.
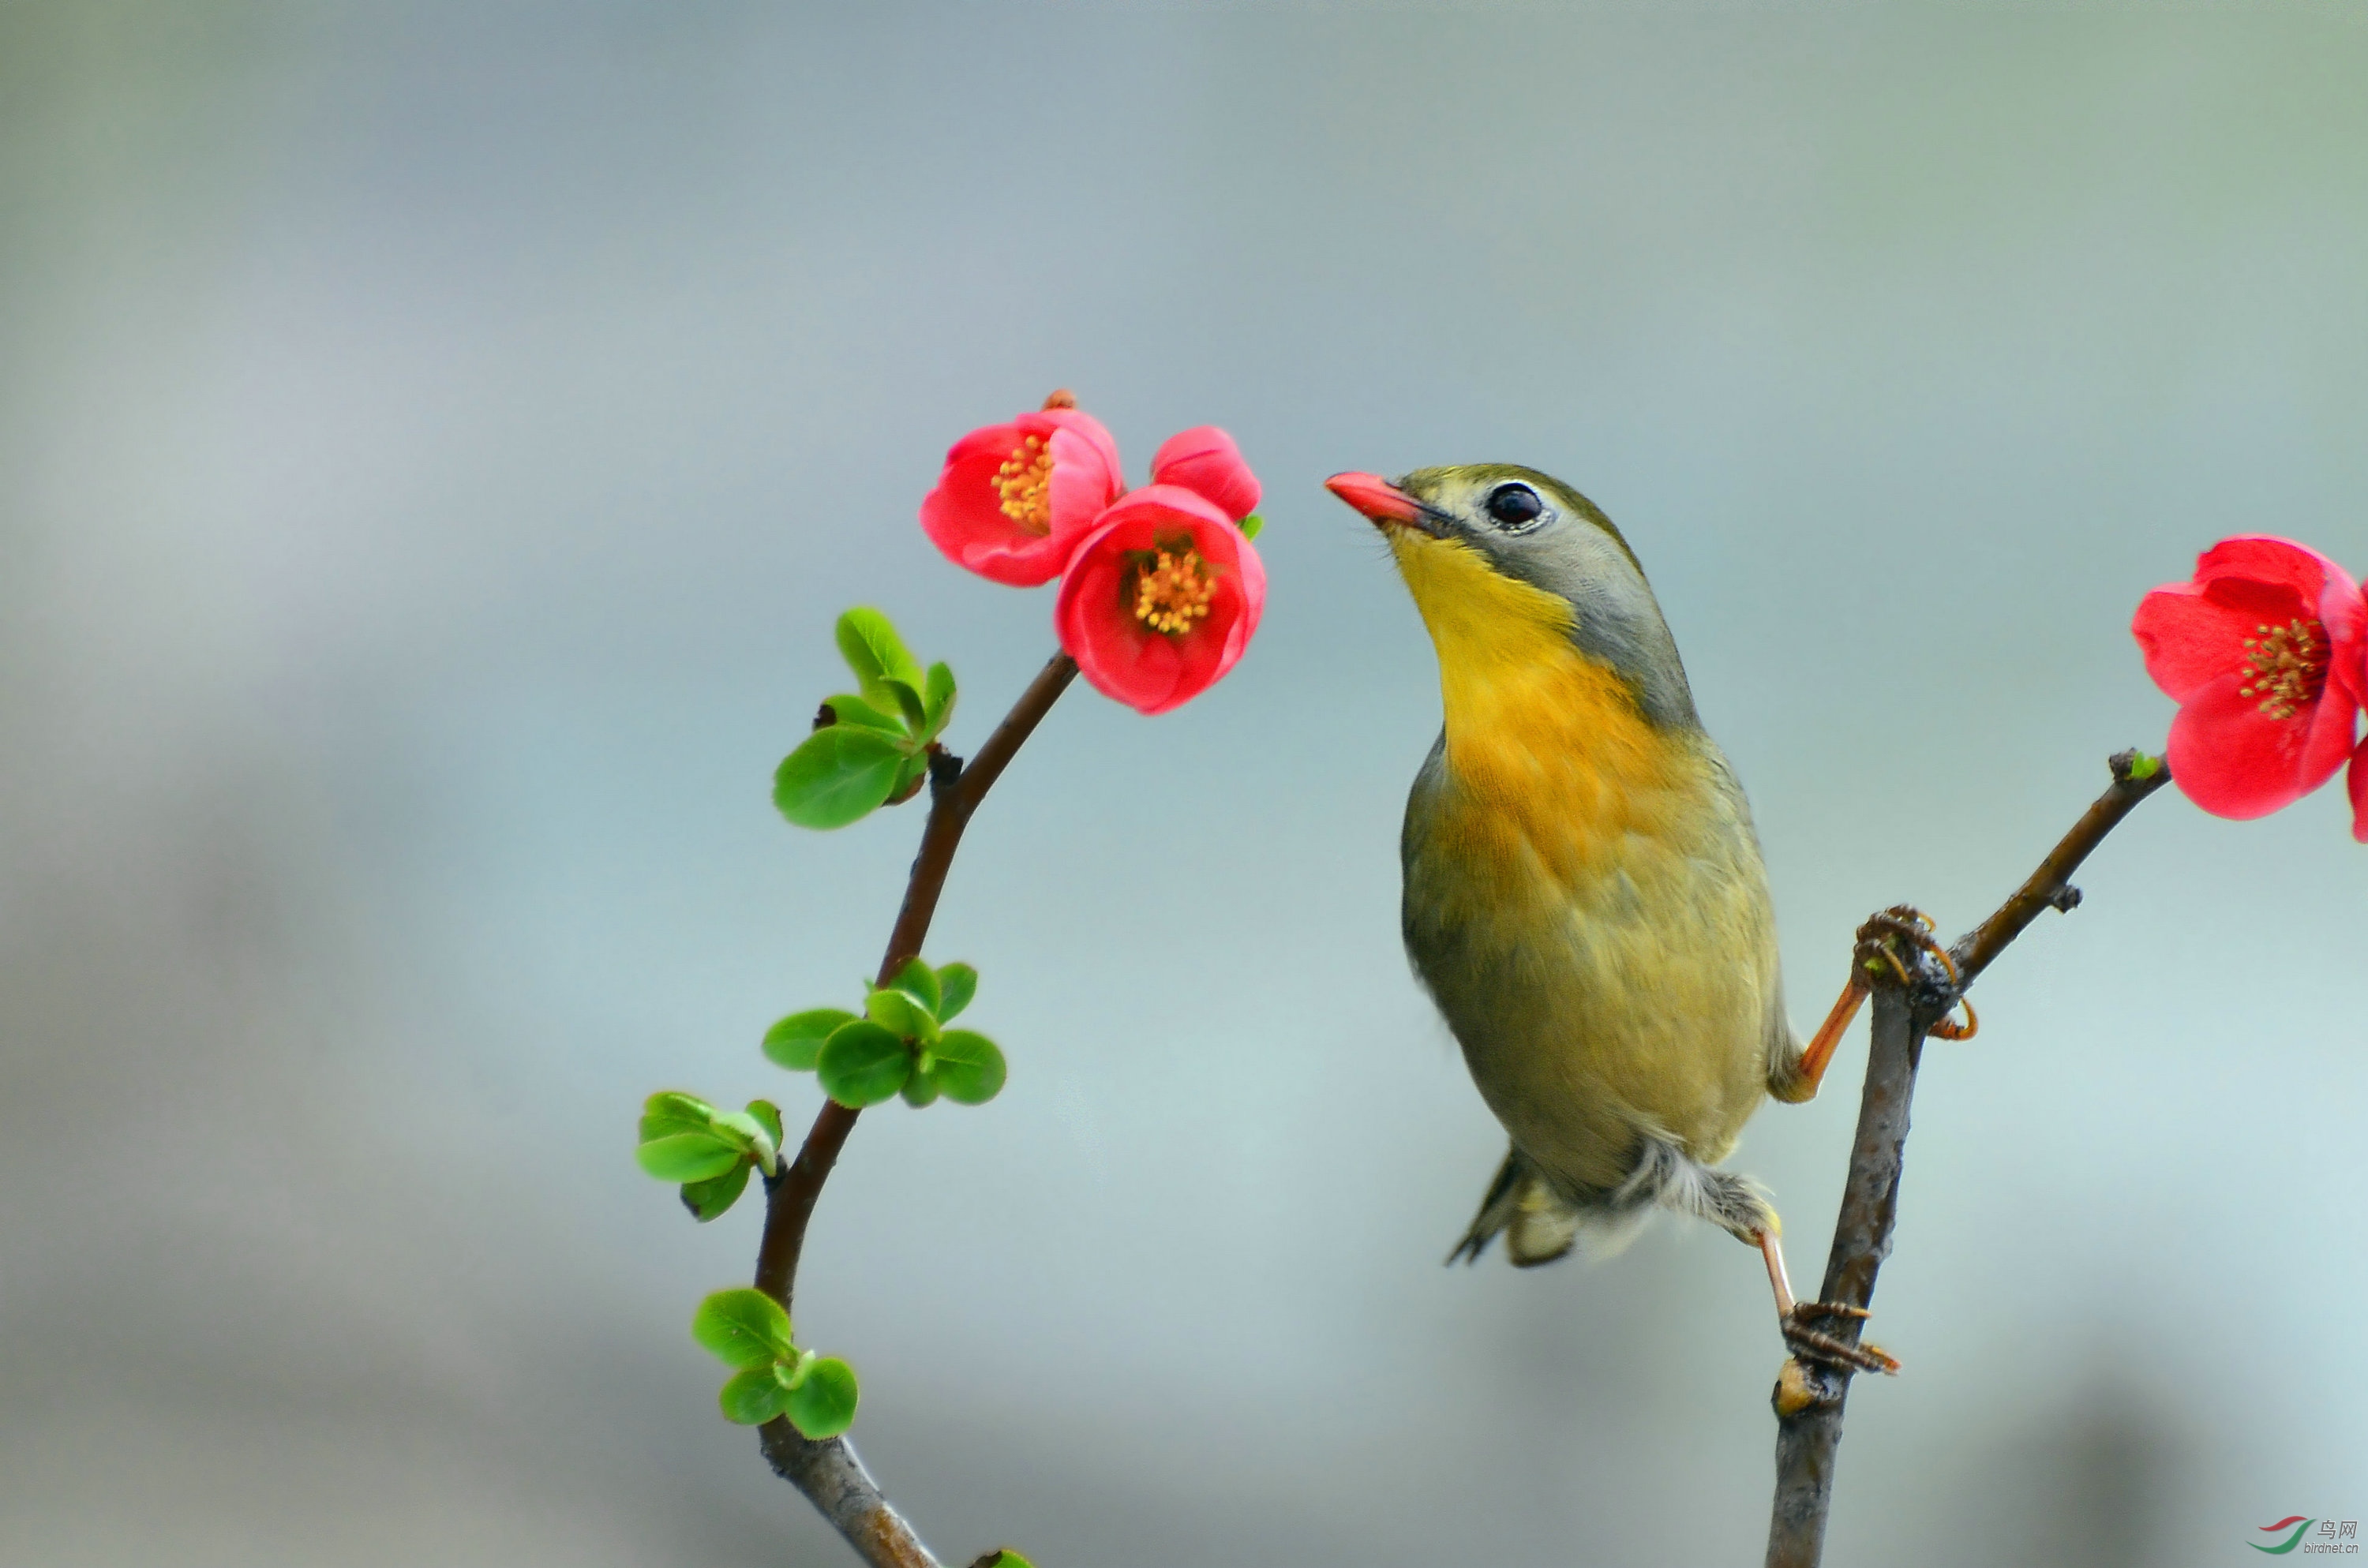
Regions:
[[1326, 464, 1698, 730]]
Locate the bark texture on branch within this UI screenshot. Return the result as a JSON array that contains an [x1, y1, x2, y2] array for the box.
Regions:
[[1764, 986, 1920, 1568], [748, 650, 1079, 1568], [759, 1423, 937, 1568], [1763, 750, 2171, 1568]]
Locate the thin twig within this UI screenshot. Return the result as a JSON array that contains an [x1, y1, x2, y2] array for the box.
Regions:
[[1950, 750, 2171, 988], [1763, 750, 2171, 1568], [752, 651, 1080, 1568]]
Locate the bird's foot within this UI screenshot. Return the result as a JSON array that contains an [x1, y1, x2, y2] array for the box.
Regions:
[[1857, 905, 1950, 987], [1777, 905, 1976, 1105], [1857, 905, 1977, 1042], [1782, 1301, 1899, 1376]]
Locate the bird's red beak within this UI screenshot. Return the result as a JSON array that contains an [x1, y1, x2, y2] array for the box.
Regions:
[[1325, 471, 1424, 527]]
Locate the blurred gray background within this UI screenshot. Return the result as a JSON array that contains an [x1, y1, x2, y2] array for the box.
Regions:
[[5, 5, 2365, 1565]]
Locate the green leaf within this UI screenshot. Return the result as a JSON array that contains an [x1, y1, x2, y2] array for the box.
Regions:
[[680, 1159, 751, 1222], [637, 1132, 744, 1184], [819, 693, 907, 735], [1238, 512, 1264, 541], [835, 608, 924, 710], [708, 1109, 777, 1174], [709, 1107, 767, 1147], [922, 661, 957, 736], [764, 1009, 856, 1071], [816, 1020, 912, 1108], [882, 676, 929, 733], [934, 962, 977, 1023], [774, 727, 906, 830], [931, 1029, 1007, 1106], [639, 1091, 718, 1144], [783, 1356, 860, 1439], [978, 1553, 1036, 1568], [900, 1068, 941, 1108], [889, 750, 931, 803], [718, 1365, 792, 1425], [744, 1099, 784, 1150], [885, 957, 941, 1016], [692, 1288, 795, 1369], [865, 986, 938, 1043]]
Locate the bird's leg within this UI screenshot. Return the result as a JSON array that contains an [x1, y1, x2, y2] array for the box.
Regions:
[[1758, 1226, 1797, 1316], [1755, 1228, 1899, 1376], [1774, 975, 1868, 1103], [1772, 904, 1976, 1103]]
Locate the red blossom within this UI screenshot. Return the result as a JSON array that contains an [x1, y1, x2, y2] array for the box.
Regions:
[[1149, 426, 1261, 522], [2353, 734, 2368, 843], [1053, 485, 1265, 715], [920, 402, 1126, 586], [2131, 535, 2366, 833]]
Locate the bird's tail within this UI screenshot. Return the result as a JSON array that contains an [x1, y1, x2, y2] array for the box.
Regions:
[[1447, 1147, 1584, 1267]]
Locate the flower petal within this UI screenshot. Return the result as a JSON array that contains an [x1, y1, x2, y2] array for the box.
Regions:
[[1041, 408, 1124, 496], [2131, 577, 2310, 702], [2191, 535, 2345, 600], [2349, 739, 2368, 848], [2350, 735, 2368, 844], [1053, 485, 1264, 715], [2318, 571, 2368, 709], [918, 409, 1127, 587], [2164, 672, 2342, 819], [1149, 426, 1261, 522], [2298, 655, 2363, 791]]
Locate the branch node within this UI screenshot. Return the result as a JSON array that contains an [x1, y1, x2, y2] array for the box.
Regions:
[[1772, 1357, 1843, 1417], [1765, 750, 2173, 1567], [2109, 747, 2169, 785]]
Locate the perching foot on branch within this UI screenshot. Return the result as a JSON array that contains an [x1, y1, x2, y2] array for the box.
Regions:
[[1782, 1306, 1898, 1378], [1773, 905, 1968, 1105], [1757, 1228, 1898, 1376]]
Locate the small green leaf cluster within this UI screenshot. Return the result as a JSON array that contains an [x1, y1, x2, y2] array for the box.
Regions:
[[636, 1093, 785, 1222], [691, 1288, 860, 1439], [774, 608, 958, 829], [764, 957, 1006, 1110]]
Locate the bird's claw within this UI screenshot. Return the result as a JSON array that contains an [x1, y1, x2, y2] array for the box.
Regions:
[[1856, 905, 1953, 985], [1782, 1302, 1899, 1375], [1855, 905, 1977, 1042]]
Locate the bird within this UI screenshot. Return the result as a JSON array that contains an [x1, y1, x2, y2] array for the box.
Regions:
[[1324, 464, 1894, 1375]]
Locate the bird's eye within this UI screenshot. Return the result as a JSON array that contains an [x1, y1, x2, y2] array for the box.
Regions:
[[1485, 483, 1545, 530]]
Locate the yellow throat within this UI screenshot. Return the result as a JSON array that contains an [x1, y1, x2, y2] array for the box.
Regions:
[[1389, 531, 1686, 888]]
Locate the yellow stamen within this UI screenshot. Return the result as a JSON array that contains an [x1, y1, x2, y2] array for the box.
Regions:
[[1133, 546, 1216, 635], [994, 435, 1056, 534], [2238, 617, 2328, 720]]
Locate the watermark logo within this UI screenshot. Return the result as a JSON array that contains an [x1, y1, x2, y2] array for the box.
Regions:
[[2252, 1517, 2359, 1555]]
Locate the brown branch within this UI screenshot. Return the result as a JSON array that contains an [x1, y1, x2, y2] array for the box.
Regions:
[[752, 650, 1080, 1568], [1950, 749, 2171, 988], [1763, 749, 2171, 1568]]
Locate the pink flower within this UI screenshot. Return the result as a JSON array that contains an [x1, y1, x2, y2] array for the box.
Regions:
[[2131, 536, 2367, 835], [920, 395, 1126, 586], [1149, 426, 1261, 523], [2353, 733, 2368, 842], [1054, 485, 1265, 714]]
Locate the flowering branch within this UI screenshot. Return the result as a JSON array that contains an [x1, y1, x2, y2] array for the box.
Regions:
[[750, 653, 1077, 1567], [635, 391, 1264, 1568], [1763, 748, 2174, 1568], [755, 651, 1079, 1313]]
